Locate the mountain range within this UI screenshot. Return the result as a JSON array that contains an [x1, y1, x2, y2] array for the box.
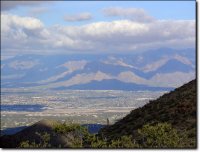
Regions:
[[1, 48, 195, 91]]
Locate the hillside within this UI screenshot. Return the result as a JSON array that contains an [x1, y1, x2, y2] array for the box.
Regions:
[[99, 79, 197, 147], [0, 119, 83, 148], [0, 119, 105, 148]]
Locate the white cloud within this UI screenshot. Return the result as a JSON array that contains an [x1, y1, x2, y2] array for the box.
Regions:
[[1, 13, 50, 54], [54, 19, 194, 52], [1, 13, 195, 55], [1, 14, 44, 30], [103, 7, 155, 23], [64, 12, 92, 22]]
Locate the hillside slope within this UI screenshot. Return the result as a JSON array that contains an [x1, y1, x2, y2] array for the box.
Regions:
[[0, 119, 82, 148], [99, 79, 197, 146]]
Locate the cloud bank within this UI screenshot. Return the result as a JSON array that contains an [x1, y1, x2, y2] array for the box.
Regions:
[[1, 12, 195, 55], [103, 7, 155, 23]]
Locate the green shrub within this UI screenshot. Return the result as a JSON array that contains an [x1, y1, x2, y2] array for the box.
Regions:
[[54, 123, 84, 134], [138, 122, 185, 148], [108, 135, 138, 148], [19, 132, 51, 148], [91, 137, 107, 148]]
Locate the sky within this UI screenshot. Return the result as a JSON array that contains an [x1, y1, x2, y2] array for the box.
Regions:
[[1, 1, 196, 56]]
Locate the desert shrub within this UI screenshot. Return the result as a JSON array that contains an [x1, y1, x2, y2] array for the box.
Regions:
[[19, 122, 192, 148], [54, 123, 89, 148], [54, 123, 84, 134], [19, 140, 39, 148], [91, 137, 107, 148], [137, 122, 186, 148], [19, 132, 51, 148], [108, 135, 138, 148]]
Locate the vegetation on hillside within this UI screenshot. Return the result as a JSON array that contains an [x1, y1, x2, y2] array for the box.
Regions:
[[99, 79, 196, 148], [18, 122, 187, 148]]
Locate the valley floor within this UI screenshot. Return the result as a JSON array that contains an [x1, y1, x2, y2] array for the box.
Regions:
[[1, 90, 165, 130]]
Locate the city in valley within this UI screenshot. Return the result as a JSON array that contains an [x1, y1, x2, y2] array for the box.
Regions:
[[1, 89, 165, 130]]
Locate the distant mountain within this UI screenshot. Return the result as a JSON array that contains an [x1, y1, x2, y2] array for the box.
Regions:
[[1, 126, 27, 135], [1, 123, 104, 136], [1, 48, 195, 90], [57, 79, 173, 91], [99, 79, 196, 147]]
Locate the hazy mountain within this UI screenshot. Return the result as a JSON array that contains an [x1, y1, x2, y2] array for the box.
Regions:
[[57, 79, 173, 91], [1, 48, 195, 90]]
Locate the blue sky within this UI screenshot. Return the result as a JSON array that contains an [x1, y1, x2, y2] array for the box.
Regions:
[[1, 1, 196, 56], [8, 1, 195, 26]]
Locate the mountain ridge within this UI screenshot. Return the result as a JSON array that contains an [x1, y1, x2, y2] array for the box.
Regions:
[[99, 79, 196, 147], [1, 48, 195, 90]]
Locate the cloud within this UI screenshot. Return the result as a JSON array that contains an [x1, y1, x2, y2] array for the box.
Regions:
[[64, 12, 92, 22], [1, 13, 195, 56], [103, 7, 155, 23], [28, 7, 49, 16], [1, 14, 44, 30], [1, 13, 50, 54], [1, 1, 45, 11]]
